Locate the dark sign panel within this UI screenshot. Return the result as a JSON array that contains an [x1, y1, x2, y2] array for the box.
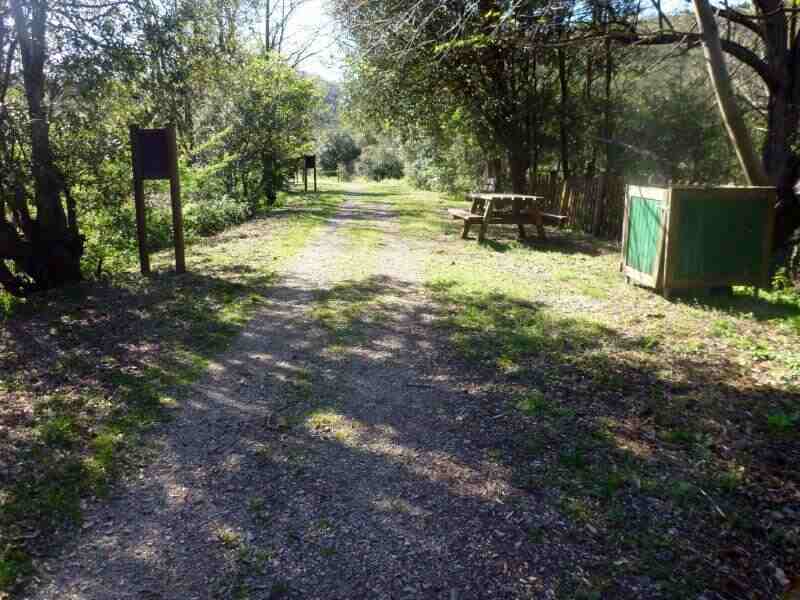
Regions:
[[136, 129, 170, 180], [304, 154, 316, 169]]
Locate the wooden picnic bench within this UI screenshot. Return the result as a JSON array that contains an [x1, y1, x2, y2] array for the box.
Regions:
[[449, 193, 554, 242]]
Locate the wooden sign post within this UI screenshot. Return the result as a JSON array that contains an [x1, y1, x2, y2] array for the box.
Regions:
[[303, 154, 317, 193], [129, 124, 186, 275]]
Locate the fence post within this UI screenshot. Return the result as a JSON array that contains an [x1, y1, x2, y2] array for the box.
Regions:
[[592, 175, 605, 237]]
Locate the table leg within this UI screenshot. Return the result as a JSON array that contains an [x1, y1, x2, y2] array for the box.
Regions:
[[535, 209, 546, 239], [478, 201, 492, 242], [513, 198, 526, 239]]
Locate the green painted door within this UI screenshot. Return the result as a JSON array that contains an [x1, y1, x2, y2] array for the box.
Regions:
[[626, 196, 664, 276], [672, 190, 769, 282]]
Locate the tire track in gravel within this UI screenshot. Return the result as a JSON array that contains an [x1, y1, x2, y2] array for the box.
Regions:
[[27, 191, 580, 600]]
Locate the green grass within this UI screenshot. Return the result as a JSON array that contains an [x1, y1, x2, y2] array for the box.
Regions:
[[766, 411, 799, 433], [353, 180, 800, 596]]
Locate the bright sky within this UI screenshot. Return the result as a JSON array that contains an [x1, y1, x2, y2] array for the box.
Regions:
[[284, 0, 344, 82]]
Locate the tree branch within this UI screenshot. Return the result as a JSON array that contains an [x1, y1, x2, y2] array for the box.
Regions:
[[608, 31, 777, 89], [716, 8, 764, 38]]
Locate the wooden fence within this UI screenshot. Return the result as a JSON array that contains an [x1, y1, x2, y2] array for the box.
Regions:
[[528, 174, 626, 240]]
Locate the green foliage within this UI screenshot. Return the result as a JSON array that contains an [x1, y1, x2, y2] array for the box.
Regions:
[[337, 3, 750, 192], [766, 411, 799, 433], [357, 144, 404, 181], [401, 126, 485, 192], [320, 131, 362, 172], [614, 50, 740, 183], [516, 391, 550, 416], [1, 2, 324, 289]]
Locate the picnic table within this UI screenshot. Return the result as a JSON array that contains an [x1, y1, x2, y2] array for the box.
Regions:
[[448, 193, 554, 242]]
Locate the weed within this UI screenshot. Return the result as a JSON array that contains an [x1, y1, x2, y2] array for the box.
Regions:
[[640, 334, 660, 351], [515, 391, 549, 416], [561, 496, 593, 523], [710, 319, 736, 338], [485, 447, 504, 462], [559, 447, 589, 471], [668, 480, 697, 504], [661, 428, 696, 445], [37, 414, 81, 447], [215, 526, 242, 548], [304, 409, 357, 443], [0, 546, 33, 590], [716, 467, 745, 493], [595, 470, 628, 500], [767, 411, 798, 433]]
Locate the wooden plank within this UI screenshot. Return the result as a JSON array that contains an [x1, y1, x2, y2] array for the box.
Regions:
[[662, 187, 679, 291], [762, 190, 776, 287], [664, 276, 763, 289], [448, 208, 482, 222], [542, 213, 567, 228], [513, 197, 526, 239], [624, 264, 658, 288], [478, 199, 493, 242], [129, 125, 150, 275], [653, 199, 668, 291], [620, 185, 631, 266], [166, 124, 186, 274]]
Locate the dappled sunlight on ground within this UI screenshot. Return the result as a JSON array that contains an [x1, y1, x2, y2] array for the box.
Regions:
[[7, 179, 800, 599]]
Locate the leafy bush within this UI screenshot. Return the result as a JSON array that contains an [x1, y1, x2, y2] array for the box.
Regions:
[[320, 132, 361, 172], [400, 131, 484, 192], [183, 194, 250, 237], [358, 145, 404, 181]]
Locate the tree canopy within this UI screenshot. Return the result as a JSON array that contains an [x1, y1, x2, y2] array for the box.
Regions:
[[334, 0, 799, 243], [0, 0, 323, 296]]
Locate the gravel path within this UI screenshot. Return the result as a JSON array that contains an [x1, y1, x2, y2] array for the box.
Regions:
[[26, 194, 577, 600]]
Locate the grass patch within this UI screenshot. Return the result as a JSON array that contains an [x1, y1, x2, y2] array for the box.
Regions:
[[766, 411, 799, 433], [366, 177, 800, 597], [311, 279, 389, 345], [304, 409, 358, 444]]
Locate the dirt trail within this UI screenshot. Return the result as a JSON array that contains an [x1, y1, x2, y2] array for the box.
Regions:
[[26, 193, 571, 600]]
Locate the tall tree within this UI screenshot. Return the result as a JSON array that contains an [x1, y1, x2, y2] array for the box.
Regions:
[[691, 0, 768, 185], [608, 0, 800, 243], [1, 0, 82, 295]]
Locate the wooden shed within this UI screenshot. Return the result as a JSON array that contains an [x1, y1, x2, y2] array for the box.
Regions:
[[621, 185, 775, 297]]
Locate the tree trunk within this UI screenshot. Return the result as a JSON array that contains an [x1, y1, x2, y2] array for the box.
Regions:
[[264, 154, 276, 206], [489, 157, 504, 192], [508, 149, 529, 194], [558, 47, 570, 179], [2, 0, 83, 295], [603, 36, 615, 174], [692, 0, 769, 185], [766, 84, 800, 251], [265, 0, 271, 52]]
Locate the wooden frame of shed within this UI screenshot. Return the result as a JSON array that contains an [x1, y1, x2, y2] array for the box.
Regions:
[[621, 185, 775, 297]]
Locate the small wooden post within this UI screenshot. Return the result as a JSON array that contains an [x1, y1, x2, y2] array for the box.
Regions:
[[313, 161, 317, 192], [513, 197, 526, 239], [166, 124, 186, 274], [478, 199, 493, 242], [304, 162, 308, 192], [129, 125, 150, 275]]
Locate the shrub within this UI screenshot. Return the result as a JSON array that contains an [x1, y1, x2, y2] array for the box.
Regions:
[[358, 145, 404, 181]]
